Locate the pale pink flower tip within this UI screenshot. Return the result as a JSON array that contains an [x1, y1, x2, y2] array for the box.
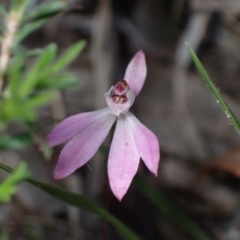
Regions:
[[46, 50, 160, 201]]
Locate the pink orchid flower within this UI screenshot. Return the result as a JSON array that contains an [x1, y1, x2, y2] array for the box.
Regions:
[[47, 50, 160, 200]]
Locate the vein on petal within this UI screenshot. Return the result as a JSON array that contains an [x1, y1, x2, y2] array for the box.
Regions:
[[108, 115, 140, 200], [126, 112, 160, 176], [123, 50, 147, 96], [47, 108, 110, 148], [54, 112, 116, 179]]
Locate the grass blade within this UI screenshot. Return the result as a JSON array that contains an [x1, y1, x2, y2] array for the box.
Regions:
[[0, 162, 141, 240], [186, 43, 240, 134]]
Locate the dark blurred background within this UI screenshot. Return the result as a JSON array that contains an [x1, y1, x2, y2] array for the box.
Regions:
[[2, 0, 240, 239]]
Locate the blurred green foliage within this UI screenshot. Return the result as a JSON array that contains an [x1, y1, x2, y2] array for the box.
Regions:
[[0, 132, 32, 151], [0, 0, 86, 138], [0, 162, 30, 202], [23, 0, 68, 22], [0, 1, 88, 236], [10, 0, 30, 13], [0, 40, 86, 126], [0, 226, 9, 240], [0, 162, 141, 240]]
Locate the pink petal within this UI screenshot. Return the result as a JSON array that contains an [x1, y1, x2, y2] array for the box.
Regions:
[[47, 108, 110, 147], [126, 112, 160, 175], [54, 113, 117, 179], [124, 50, 147, 96], [108, 115, 140, 201]]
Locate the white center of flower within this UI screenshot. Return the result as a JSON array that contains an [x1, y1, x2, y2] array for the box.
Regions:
[[111, 80, 129, 104], [105, 80, 135, 116]]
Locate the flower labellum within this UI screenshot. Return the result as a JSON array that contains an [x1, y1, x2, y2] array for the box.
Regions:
[[47, 50, 160, 201]]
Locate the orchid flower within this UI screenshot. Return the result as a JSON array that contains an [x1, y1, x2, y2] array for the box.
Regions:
[[47, 50, 160, 200]]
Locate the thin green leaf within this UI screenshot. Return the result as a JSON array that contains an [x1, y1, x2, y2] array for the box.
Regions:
[[136, 177, 214, 240], [186, 43, 240, 134], [20, 44, 57, 98], [4, 56, 24, 99], [0, 162, 141, 240], [18, 41, 85, 96], [23, 91, 57, 110], [0, 162, 30, 202], [34, 44, 58, 70], [12, 45, 43, 59], [0, 132, 33, 151], [0, 97, 19, 121], [50, 40, 86, 73], [37, 73, 79, 90], [10, 0, 30, 13], [23, 0, 67, 22], [25, 48, 43, 58], [16, 19, 48, 43], [0, 98, 35, 122]]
